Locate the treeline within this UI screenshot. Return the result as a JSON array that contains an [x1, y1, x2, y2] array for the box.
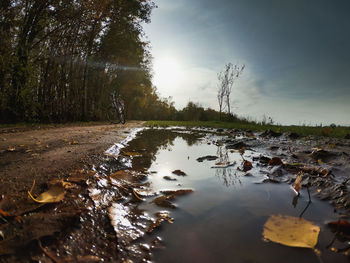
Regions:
[[145, 101, 249, 123], [0, 0, 165, 123]]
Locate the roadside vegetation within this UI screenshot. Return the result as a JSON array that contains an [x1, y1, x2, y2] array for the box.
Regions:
[[146, 120, 350, 139]]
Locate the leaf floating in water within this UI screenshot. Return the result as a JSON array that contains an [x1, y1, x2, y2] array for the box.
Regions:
[[152, 195, 176, 208], [147, 211, 174, 233], [263, 214, 320, 248], [268, 157, 283, 166], [161, 189, 193, 196], [172, 169, 187, 176], [196, 155, 218, 162], [292, 172, 303, 195], [28, 181, 65, 203], [243, 160, 253, 172], [152, 189, 193, 208]]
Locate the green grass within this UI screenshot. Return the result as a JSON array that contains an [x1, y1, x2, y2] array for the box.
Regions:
[[146, 120, 350, 139]]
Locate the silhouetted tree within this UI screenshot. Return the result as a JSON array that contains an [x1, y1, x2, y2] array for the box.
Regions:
[[217, 63, 245, 118]]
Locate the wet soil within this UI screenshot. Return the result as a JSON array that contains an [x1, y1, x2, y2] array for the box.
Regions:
[[0, 122, 144, 262], [0, 121, 143, 200]]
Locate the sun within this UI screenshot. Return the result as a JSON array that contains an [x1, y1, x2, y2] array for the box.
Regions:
[[153, 56, 184, 89]]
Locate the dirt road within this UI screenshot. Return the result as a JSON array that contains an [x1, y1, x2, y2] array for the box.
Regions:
[[0, 121, 144, 202]]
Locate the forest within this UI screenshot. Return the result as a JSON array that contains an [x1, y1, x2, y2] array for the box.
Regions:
[[0, 0, 185, 123]]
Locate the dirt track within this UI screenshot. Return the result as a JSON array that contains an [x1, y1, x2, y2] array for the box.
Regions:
[[0, 121, 144, 201]]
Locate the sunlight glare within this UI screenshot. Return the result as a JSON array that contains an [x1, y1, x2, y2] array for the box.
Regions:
[[153, 56, 184, 89]]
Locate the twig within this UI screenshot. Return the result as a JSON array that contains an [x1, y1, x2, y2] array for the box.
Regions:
[[38, 239, 64, 263], [299, 200, 311, 218]]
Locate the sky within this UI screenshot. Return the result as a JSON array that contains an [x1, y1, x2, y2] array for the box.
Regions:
[[143, 0, 350, 125]]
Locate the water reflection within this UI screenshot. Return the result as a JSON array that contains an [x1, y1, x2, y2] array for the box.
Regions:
[[214, 145, 241, 187]]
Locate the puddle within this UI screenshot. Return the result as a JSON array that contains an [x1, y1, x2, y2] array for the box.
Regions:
[[74, 128, 350, 262]]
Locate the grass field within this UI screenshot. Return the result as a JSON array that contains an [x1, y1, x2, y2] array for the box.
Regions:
[[146, 120, 350, 139]]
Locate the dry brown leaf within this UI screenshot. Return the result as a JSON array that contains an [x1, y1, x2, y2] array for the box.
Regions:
[[28, 183, 65, 203], [263, 214, 320, 248], [172, 169, 186, 176], [243, 160, 252, 171], [147, 212, 174, 233], [292, 172, 303, 195], [268, 157, 283, 166]]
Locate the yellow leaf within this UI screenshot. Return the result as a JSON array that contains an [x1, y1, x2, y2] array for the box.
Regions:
[[317, 159, 324, 164], [7, 146, 15, 152], [28, 184, 65, 203], [263, 214, 320, 248]]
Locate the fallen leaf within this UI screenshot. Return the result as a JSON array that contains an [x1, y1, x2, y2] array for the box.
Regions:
[[70, 140, 78, 145], [317, 159, 324, 165], [28, 182, 65, 203], [292, 172, 303, 195], [152, 189, 193, 208], [152, 195, 176, 208], [132, 189, 143, 201], [263, 214, 320, 248], [242, 160, 252, 172], [269, 157, 283, 166], [0, 208, 11, 217], [172, 169, 186, 176], [161, 189, 193, 196], [7, 146, 15, 152], [147, 212, 174, 233], [196, 155, 218, 162]]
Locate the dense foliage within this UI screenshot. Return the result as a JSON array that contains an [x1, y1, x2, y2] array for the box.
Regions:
[[0, 0, 176, 122]]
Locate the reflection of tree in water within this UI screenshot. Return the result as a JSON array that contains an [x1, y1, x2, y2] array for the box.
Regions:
[[215, 145, 241, 187], [126, 129, 202, 171]]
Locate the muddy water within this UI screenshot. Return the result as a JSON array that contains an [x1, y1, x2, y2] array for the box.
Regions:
[[121, 128, 348, 263]]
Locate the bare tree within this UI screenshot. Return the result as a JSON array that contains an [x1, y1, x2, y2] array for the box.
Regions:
[[217, 63, 245, 118], [217, 79, 226, 120]]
